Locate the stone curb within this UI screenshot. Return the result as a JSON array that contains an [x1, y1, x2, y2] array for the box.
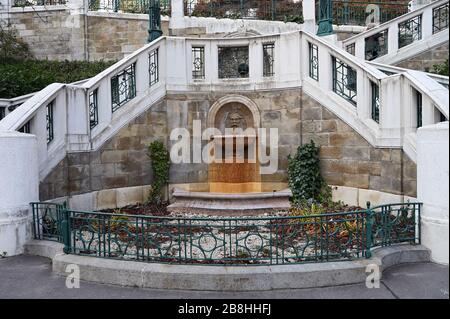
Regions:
[[24, 240, 431, 291]]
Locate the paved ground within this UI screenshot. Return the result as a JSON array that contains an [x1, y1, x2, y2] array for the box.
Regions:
[[0, 255, 448, 299]]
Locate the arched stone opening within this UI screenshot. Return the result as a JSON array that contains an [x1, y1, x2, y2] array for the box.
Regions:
[[207, 95, 262, 193]]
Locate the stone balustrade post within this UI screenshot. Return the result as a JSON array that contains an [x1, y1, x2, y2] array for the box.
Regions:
[[0, 132, 39, 256]]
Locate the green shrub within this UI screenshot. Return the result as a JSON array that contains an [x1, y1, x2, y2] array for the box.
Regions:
[[0, 23, 31, 60], [287, 140, 331, 205], [147, 141, 171, 204], [432, 59, 449, 76], [0, 59, 116, 98]]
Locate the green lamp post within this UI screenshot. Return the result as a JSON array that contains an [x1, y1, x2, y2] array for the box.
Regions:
[[148, 0, 163, 42], [317, 0, 333, 36]]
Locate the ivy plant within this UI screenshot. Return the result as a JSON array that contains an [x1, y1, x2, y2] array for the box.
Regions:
[[287, 140, 331, 206], [147, 141, 170, 204]]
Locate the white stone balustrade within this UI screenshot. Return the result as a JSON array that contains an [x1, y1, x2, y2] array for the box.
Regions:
[[343, 0, 449, 65]]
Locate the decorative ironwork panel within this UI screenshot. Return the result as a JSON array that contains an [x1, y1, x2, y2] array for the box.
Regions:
[[192, 46, 205, 79], [149, 48, 159, 86], [371, 81, 380, 123], [46, 100, 54, 144], [346, 43, 355, 55], [398, 15, 422, 49], [89, 89, 99, 129], [88, 0, 171, 15], [416, 90, 423, 128], [18, 121, 31, 134], [332, 57, 357, 106], [309, 42, 319, 81], [332, 1, 409, 26], [111, 63, 136, 112], [364, 30, 388, 61], [218, 46, 249, 79], [31, 202, 65, 242], [433, 3, 449, 34], [263, 43, 275, 77], [370, 203, 421, 247], [67, 210, 370, 265]]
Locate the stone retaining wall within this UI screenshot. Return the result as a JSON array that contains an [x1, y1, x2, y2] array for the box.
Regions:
[[395, 42, 449, 73], [39, 88, 417, 202], [6, 9, 169, 61]]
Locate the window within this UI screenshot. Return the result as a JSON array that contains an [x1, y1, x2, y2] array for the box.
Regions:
[[398, 15, 422, 49], [433, 3, 449, 34], [46, 101, 54, 144], [218, 46, 249, 79], [18, 121, 31, 134], [0, 107, 5, 121], [416, 90, 423, 128], [371, 82, 380, 123], [263, 43, 275, 77], [332, 57, 357, 106], [111, 63, 136, 112], [309, 42, 319, 81], [365, 30, 388, 61], [89, 89, 99, 129], [192, 46, 205, 79], [149, 48, 159, 86], [346, 43, 355, 56]]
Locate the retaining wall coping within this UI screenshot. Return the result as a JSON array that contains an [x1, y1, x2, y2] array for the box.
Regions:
[[24, 240, 430, 291]]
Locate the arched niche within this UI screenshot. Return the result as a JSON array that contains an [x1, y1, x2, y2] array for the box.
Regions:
[[207, 95, 261, 132]]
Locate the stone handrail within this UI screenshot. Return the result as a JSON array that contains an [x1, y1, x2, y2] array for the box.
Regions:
[[342, 0, 449, 63]]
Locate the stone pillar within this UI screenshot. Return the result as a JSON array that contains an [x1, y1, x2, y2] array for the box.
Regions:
[[302, 0, 316, 34], [170, 0, 185, 31], [417, 122, 449, 264], [0, 132, 39, 257]]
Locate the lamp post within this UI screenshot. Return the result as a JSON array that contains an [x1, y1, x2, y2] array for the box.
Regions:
[[148, 0, 163, 42], [317, 0, 333, 36]]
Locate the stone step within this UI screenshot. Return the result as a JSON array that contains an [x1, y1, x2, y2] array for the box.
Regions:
[[167, 188, 292, 215]]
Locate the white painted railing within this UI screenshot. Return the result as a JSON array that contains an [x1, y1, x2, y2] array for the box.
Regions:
[[342, 0, 449, 65], [0, 31, 448, 181]]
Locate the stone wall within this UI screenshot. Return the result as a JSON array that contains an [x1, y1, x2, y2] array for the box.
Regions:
[[7, 9, 86, 61], [395, 42, 449, 73], [39, 88, 417, 202], [86, 13, 170, 61], [5, 9, 169, 61], [301, 93, 417, 197], [39, 99, 168, 200]]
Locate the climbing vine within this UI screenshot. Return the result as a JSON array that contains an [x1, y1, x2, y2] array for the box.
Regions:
[[287, 140, 331, 206], [147, 141, 170, 204]]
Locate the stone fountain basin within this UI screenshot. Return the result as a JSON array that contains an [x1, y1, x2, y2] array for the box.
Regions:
[[167, 188, 292, 216]]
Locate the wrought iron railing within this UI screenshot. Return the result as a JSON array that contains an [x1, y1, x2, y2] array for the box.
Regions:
[[12, 0, 66, 5], [31, 202, 66, 242], [325, 0, 410, 26], [185, 0, 304, 23], [88, 0, 171, 15], [31, 201, 421, 265]]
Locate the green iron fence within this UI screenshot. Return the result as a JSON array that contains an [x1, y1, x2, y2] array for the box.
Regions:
[[31, 201, 421, 265], [31, 202, 66, 242], [316, 0, 410, 26], [185, 0, 303, 23], [88, 0, 171, 15]]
